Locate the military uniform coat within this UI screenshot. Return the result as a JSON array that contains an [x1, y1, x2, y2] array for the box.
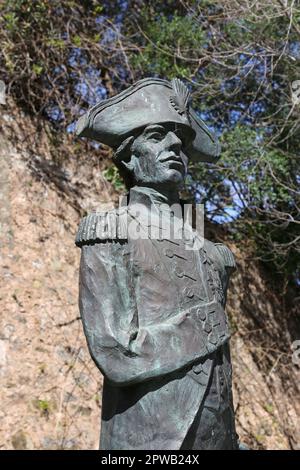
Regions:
[[76, 186, 237, 450]]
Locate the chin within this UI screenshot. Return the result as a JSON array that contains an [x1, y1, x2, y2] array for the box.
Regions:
[[164, 169, 184, 184]]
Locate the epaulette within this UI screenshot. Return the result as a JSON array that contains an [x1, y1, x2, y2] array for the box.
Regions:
[[75, 207, 128, 247], [214, 243, 236, 270]]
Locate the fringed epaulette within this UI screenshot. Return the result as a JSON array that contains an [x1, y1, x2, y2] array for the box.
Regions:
[[75, 208, 128, 247], [214, 243, 236, 270]]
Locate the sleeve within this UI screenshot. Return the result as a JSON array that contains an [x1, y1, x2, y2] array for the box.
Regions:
[[214, 243, 236, 272], [79, 242, 213, 387], [214, 243, 236, 302]]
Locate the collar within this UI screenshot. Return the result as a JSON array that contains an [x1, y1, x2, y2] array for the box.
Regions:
[[127, 186, 194, 242], [128, 185, 180, 212]]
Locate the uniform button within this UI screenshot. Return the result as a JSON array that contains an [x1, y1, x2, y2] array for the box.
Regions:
[[183, 239, 194, 248], [175, 269, 184, 278], [209, 333, 218, 345], [193, 364, 202, 374], [183, 287, 194, 298], [183, 232, 193, 243], [165, 249, 174, 258], [204, 321, 212, 334], [197, 307, 207, 321]]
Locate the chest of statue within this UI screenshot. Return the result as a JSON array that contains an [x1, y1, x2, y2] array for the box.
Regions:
[[127, 230, 227, 330], [125, 234, 230, 355], [75, 206, 232, 356]]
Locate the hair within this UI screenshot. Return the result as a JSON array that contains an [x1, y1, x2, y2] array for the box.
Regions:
[[113, 135, 136, 190]]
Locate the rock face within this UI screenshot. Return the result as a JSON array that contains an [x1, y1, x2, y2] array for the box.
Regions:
[[0, 105, 299, 450], [0, 112, 109, 450], [227, 257, 300, 450]]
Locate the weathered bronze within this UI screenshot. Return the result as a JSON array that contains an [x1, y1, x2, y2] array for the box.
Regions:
[[75, 78, 238, 450]]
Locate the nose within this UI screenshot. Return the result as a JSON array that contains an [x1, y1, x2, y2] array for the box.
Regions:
[[166, 131, 182, 152]]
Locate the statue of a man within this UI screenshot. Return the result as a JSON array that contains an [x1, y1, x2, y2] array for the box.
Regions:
[[75, 78, 238, 450]]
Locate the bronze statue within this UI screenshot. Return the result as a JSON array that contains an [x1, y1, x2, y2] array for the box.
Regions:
[[75, 78, 239, 450]]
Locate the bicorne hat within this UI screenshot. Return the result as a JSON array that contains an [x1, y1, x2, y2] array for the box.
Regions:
[[75, 77, 220, 163]]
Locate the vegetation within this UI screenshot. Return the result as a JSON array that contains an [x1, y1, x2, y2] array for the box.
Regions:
[[0, 0, 299, 286]]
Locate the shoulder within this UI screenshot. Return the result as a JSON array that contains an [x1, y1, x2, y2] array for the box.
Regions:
[[75, 206, 128, 247], [203, 239, 236, 271], [214, 243, 236, 270]]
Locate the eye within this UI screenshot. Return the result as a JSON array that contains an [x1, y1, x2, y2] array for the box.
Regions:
[[148, 132, 164, 141]]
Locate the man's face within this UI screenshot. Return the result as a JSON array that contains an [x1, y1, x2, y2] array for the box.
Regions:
[[129, 123, 188, 190]]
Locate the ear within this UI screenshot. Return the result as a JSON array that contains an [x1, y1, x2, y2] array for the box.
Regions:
[[114, 136, 135, 164], [121, 159, 135, 174]]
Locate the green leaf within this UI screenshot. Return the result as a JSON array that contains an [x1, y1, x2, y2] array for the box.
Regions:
[[32, 64, 43, 75]]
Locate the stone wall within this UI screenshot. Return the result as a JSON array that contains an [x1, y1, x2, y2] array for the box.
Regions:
[[0, 105, 299, 449]]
